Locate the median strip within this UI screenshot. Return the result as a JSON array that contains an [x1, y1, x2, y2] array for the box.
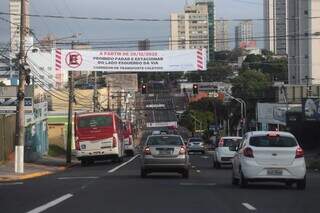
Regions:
[[108, 155, 140, 173], [26, 193, 73, 213], [242, 203, 256, 211]]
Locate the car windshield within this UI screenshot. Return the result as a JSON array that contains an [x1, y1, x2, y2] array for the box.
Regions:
[[223, 138, 241, 147], [249, 136, 297, 147], [78, 116, 113, 128], [147, 136, 183, 146]]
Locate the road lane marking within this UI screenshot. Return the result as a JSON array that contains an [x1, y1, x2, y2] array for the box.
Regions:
[[242, 203, 256, 211], [108, 154, 140, 173], [26, 193, 73, 213], [57, 176, 99, 180], [191, 166, 196, 169], [201, 156, 209, 159], [196, 169, 201, 173], [180, 182, 216, 186], [0, 182, 23, 186]]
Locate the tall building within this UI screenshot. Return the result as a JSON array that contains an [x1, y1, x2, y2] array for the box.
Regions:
[[288, 0, 320, 85], [235, 20, 254, 48], [138, 39, 150, 50], [170, 0, 215, 62], [9, 0, 30, 59], [215, 19, 229, 51], [264, 0, 288, 55]]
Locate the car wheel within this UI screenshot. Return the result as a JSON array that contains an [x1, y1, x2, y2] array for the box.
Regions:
[[297, 176, 306, 190], [232, 170, 239, 185], [140, 169, 147, 178], [239, 170, 248, 188], [182, 169, 189, 179], [215, 161, 221, 169]]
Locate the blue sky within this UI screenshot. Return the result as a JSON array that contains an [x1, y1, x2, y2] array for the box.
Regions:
[[0, 0, 263, 48]]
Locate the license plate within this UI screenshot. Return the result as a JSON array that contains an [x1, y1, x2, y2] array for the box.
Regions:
[[267, 169, 283, 176], [159, 150, 171, 155]]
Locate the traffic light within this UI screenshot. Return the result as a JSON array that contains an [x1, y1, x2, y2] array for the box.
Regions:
[[141, 84, 147, 94], [193, 84, 198, 95]]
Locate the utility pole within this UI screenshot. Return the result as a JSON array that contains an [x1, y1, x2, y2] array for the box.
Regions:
[[107, 84, 110, 111], [93, 71, 98, 112], [66, 42, 74, 164], [15, 0, 27, 173]]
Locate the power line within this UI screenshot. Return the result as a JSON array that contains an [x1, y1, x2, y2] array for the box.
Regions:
[[1, 11, 320, 22]]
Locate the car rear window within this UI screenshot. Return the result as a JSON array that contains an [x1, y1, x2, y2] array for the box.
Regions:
[[189, 138, 203, 143], [222, 138, 241, 147], [147, 136, 183, 146], [249, 136, 297, 147], [78, 116, 113, 128]]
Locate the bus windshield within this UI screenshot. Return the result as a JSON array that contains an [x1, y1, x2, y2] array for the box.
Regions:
[[78, 116, 113, 128]]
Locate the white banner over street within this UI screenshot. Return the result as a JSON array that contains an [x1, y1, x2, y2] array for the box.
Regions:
[[55, 49, 207, 72]]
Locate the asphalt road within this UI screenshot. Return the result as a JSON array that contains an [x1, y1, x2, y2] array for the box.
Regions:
[[1, 153, 320, 213]]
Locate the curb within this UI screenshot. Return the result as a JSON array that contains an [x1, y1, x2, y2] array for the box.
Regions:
[[0, 163, 78, 183]]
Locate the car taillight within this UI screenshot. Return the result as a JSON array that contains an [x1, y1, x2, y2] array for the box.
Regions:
[[218, 139, 224, 147], [295, 147, 304, 158], [144, 146, 151, 155], [112, 136, 117, 148], [243, 147, 254, 158], [179, 146, 186, 155]]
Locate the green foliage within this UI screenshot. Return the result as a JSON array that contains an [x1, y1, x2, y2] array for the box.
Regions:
[[242, 54, 288, 82], [179, 109, 214, 132], [0, 81, 6, 86], [186, 62, 233, 82], [232, 69, 271, 99]]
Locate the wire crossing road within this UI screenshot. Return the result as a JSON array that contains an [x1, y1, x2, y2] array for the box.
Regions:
[[0, 154, 319, 213]]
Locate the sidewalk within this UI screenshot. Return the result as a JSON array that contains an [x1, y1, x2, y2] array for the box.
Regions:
[[0, 156, 79, 182]]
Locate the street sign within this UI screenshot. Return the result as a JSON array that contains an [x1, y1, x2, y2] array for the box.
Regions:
[[56, 49, 207, 72], [0, 97, 33, 114]]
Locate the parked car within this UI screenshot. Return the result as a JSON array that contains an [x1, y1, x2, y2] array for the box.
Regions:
[[187, 137, 205, 154], [140, 134, 189, 178], [231, 131, 306, 190], [213, 136, 242, 168]]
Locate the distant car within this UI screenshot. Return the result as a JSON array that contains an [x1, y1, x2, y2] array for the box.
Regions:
[[140, 134, 189, 178], [232, 131, 306, 190], [213, 136, 242, 168], [187, 137, 205, 154]]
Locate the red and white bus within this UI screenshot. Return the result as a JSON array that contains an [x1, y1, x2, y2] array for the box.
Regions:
[[74, 112, 125, 166], [123, 121, 134, 156]]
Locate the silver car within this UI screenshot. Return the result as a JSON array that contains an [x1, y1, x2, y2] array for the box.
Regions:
[[140, 134, 190, 178], [187, 137, 205, 154]]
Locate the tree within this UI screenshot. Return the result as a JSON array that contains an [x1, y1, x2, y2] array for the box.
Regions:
[[186, 62, 233, 82], [0, 81, 5, 86], [231, 69, 273, 121]]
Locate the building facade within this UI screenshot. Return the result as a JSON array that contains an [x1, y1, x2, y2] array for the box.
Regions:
[[170, 0, 214, 62], [215, 19, 229, 51], [288, 0, 320, 85], [264, 0, 288, 55], [235, 20, 254, 48]]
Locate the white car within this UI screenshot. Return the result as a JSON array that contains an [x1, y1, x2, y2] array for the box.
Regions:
[[232, 131, 306, 190], [213, 136, 242, 168]]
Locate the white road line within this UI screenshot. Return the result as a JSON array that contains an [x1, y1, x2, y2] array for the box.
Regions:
[[196, 169, 201, 173], [201, 156, 209, 159], [57, 176, 99, 180], [108, 154, 140, 173], [0, 182, 23, 186], [180, 182, 216, 186], [26, 193, 73, 213], [242, 203, 257, 211]]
